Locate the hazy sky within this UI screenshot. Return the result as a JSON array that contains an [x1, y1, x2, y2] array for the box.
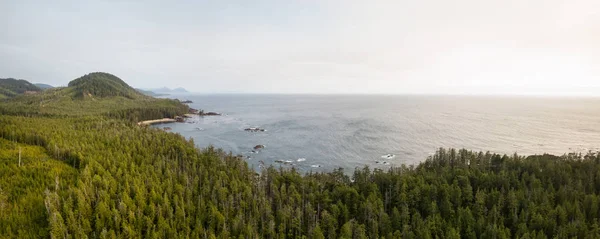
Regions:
[[2, 0, 599, 95]]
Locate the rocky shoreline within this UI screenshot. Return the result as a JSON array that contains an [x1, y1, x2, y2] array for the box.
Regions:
[[189, 107, 221, 116]]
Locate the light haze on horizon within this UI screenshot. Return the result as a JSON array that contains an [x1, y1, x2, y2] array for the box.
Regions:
[[1, 0, 599, 95]]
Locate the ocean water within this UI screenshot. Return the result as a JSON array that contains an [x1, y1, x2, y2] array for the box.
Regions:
[[153, 95, 600, 173]]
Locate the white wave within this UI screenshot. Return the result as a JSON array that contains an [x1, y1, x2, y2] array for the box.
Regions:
[[297, 158, 306, 162]]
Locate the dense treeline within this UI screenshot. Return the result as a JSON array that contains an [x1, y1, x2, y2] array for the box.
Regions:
[[1, 113, 600, 238], [106, 106, 189, 122]]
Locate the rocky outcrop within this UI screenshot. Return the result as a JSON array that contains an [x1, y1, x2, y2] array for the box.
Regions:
[[254, 145, 265, 150], [245, 127, 266, 132], [200, 112, 221, 116], [275, 160, 294, 165], [188, 107, 221, 116]]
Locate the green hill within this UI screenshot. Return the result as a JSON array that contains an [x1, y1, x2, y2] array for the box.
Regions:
[[0, 72, 188, 121], [0, 78, 41, 98], [68, 72, 143, 99]]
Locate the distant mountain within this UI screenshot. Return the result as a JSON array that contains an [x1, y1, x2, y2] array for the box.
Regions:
[[135, 88, 167, 97], [34, 83, 54, 89], [153, 87, 171, 92], [172, 87, 188, 93], [0, 78, 41, 99], [149, 87, 189, 93]]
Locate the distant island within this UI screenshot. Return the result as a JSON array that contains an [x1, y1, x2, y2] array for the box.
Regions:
[[1, 72, 599, 238], [34, 83, 54, 89], [145, 87, 189, 94], [135, 88, 167, 97], [133, 87, 190, 97]]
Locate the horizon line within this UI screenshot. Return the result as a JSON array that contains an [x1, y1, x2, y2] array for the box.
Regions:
[[161, 92, 600, 98]]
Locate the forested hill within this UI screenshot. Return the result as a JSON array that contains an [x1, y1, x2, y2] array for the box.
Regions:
[[0, 78, 41, 99], [0, 72, 187, 121], [1, 74, 600, 238], [68, 72, 143, 99]]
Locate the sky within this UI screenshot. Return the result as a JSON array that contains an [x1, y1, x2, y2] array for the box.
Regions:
[[1, 0, 599, 95]]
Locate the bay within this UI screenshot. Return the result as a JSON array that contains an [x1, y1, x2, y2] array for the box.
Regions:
[[153, 95, 600, 172]]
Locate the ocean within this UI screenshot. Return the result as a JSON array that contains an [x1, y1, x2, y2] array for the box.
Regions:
[[153, 94, 600, 173]]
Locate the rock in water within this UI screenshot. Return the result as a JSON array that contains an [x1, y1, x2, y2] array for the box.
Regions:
[[200, 112, 221, 116], [381, 154, 396, 159], [245, 127, 266, 132]]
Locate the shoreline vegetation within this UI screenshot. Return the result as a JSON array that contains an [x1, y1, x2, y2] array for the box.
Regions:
[[1, 72, 600, 238]]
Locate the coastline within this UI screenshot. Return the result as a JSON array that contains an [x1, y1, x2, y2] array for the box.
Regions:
[[136, 112, 208, 127], [137, 118, 176, 126]]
